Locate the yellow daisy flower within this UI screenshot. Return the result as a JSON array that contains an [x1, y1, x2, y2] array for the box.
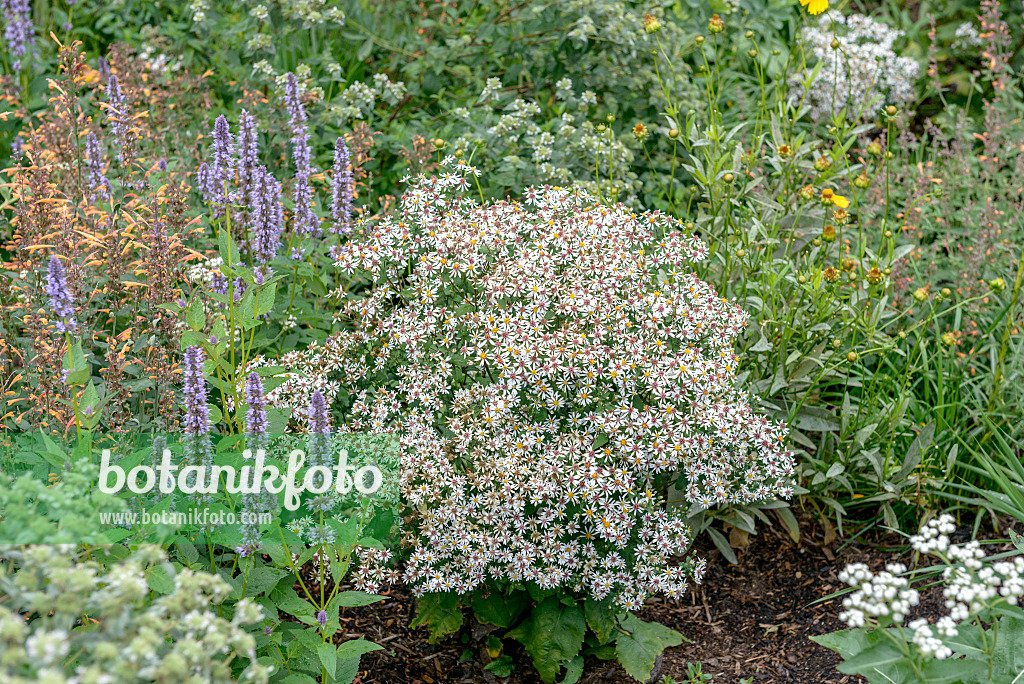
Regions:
[[800, 0, 829, 15]]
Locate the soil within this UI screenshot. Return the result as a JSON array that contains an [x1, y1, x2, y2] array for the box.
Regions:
[[336, 518, 949, 684]]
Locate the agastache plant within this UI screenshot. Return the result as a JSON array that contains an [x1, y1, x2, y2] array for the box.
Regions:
[[240, 371, 273, 548], [2, 0, 35, 72], [330, 136, 353, 234], [181, 345, 214, 501], [210, 114, 235, 206], [45, 256, 77, 334], [249, 165, 284, 264], [84, 132, 112, 201], [282, 73, 320, 239], [236, 110, 259, 199], [104, 74, 130, 160], [276, 158, 794, 607]]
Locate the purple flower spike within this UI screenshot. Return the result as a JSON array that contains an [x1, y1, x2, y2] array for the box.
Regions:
[[237, 110, 259, 196], [283, 73, 307, 134], [45, 256, 77, 333], [316, 610, 328, 628], [2, 0, 36, 73], [85, 132, 111, 201], [308, 390, 330, 434], [330, 136, 353, 234], [250, 165, 283, 263], [211, 114, 235, 205], [182, 345, 210, 435], [105, 74, 130, 154], [245, 371, 268, 450]]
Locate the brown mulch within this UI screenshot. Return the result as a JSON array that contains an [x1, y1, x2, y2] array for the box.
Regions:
[[337, 519, 948, 684]]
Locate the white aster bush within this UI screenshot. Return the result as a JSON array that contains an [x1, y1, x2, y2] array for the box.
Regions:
[[273, 158, 795, 609]]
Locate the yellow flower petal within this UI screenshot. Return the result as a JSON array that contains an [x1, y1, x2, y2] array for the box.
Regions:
[[831, 194, 850, 208], [808, 0, 828, 14]]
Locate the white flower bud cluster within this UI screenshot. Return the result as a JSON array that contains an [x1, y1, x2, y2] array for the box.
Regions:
[[909, 618, 954, 660], [909, 514, 957, 554], [838, 562, 920, 627], [838, 515, 1024, 662]]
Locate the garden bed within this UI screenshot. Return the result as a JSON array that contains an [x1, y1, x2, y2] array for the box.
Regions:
[[344, 519, 949, 683]]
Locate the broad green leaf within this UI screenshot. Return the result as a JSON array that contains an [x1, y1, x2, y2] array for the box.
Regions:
[[472, 587, 528, 628], [409, 592, 464, 643], [584, 598, 619, 645], [614, 614, 682, 682], [506, 597, 585, 683], [334, 591, 385, 608]]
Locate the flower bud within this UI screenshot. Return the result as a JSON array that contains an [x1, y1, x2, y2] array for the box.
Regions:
[[735, 248, 745, 258], [853, 172, 871, 189], [606, 114, 615, 123], [597, 124, 606, 133], [695, 35, 705, 44], [832, 339, 842, 349], [867, 141, 882, 156], [830, 38, 840, 50], [799, 184, 815, 201], [748, 49, 757, 58], [632, 123, 649, 141], [433, 138, 445, 150], [668, 128, 679, 139], [814, 156, 832, 172], [797, 274, 807, 284], [722, 172, 735, 183], [708, 15, 724, 33], [990, 277, 1006, 292], [913, 287, 929, 302], [822, 224, 837, 242], [847, 351, 858, 362], [866, 267, 883, 284], [885, 105, 898, 117], [941, 332, 956, 347], [940, 287, 951, 298], [644, 14, 662, 33], [824, 266, 840, 283]]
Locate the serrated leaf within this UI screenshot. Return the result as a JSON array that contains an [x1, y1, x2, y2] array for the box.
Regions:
[[585, 598, 618, 645], [316, 643, 336, 681], [334, 639, 382, 660], [334, 591, 385, 608], [472, 587, 528, 629]]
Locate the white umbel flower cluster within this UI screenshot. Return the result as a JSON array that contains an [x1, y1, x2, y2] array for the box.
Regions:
[[791, 12, 919, 123], [838, 515, 1024, 661]]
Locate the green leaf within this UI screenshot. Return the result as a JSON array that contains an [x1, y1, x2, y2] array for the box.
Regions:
[[187, 299, 206, 331], [242, 565, 289, 597], [334, 591, 385, 608], [896, 421, 934, 481], [472, 587, 528, 629], [506, 597, 585, 683], [560, 656, 584, 684], [1010, 529, 1024, 554], [256, 282, 278, 316], [834, 640, 907, 675], [334, 639, 382, 660], [483, 655, 515, 677], [584, 598, 619, 645], [410, 592, 464, 643], [614, 614, 682, 682], [147, 563, 175, 595], [63, 340, 89, 386], [316, 643, 336, 681]]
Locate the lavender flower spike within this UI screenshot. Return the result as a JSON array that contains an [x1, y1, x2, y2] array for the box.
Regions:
[[308, 390, 330, 433], [330, 136, 354, 234], [249, 165, 283, 263], [236, 110, 259, 198], [105, 74, 130, 152], [45, 256, 77, 333], [2, 0, 36, 73], [210, 114, 235, 205], [182, 346, 210, 435], [85, 132, 111, 201], [282, 73, 307, 134], [244, 371, 269, 449]]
